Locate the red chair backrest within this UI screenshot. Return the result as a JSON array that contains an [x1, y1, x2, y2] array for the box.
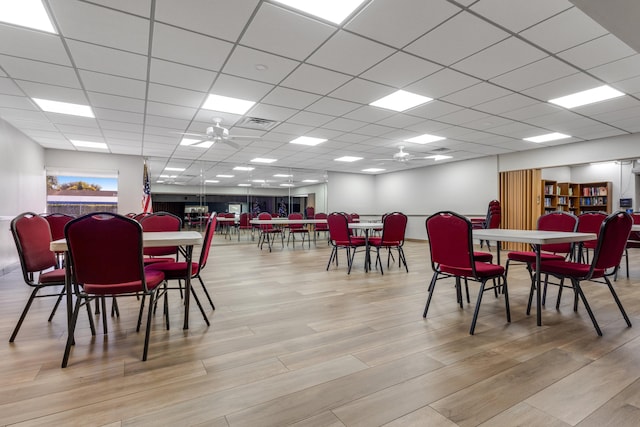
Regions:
[[258, 212, 274, 230], [133, 212, 151, 222], [140, 212, 182, 257], [198, 216, 217, 271], [577, 212, 607, 234], [315, 212, 328, 230], [11, 212, 57, 274], [327, 212, 350, 243], [305, 206, 315, 219], [42, 213, 75, 241], [288, 213, 304, 229], [592, 211, 632, 272], [537, 211, 578, 253], [381, 212, 407, 244], [239, 212, 250, 227], [426, 211, 473, 270], [486, 200, 501, 229], [65, 213, 144, 286]]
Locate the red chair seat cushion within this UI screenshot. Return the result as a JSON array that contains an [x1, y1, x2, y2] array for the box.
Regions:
[[143, 257, 175, 265], [39, 268, 66, 284], [441, 262, 504, 278], [83, 269, 165, 294], [507, 251, 565, 263], [473, 251, 493, 263], [537, 260, 605, 279], [147, 261, 200, 279]]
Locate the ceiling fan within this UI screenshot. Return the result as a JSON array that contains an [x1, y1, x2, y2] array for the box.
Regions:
[[179, 118, 259, 149], [374, 146, 430, 163]]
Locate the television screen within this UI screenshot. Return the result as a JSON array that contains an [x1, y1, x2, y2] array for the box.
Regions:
[[619, 198, 632, 208]]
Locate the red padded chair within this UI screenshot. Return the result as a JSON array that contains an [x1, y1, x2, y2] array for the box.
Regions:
[[287, 213, 310, 248], [62, 213, 165, 367], [257, 212, 284, 252], [368, 212, 409, 274], [424, 211, 510, 335], [479, 200, 501, 250], [238, 212, 253, 240], [9, 212, 72, 342], [313, 212, 329, 243], [575, 212, 607, 263], [147, 215, 217, 326], [42, 213, 75, 268], [620, 213, 640, 278], [505, 211, 578, 287], [535, 211, 632, 335], [326, 212, 366, 274], [140, 212, 182, 265]]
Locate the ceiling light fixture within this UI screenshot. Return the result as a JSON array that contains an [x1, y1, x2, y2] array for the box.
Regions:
[[202, 94, 255, 114], [70, 140, 108, 150], [274, 174, 293, 177], [362, 168, 385, 172], [404, 134, 446, 144], [370, 90, 433, 112], [302, 179, 319, 183], [238, 183, 251, 187], [165, 167, 185, 171], [426, 155, 452, 161], [523, 132, 571, 143], [251, 158, 277, 163], [548, 85, 625, 109], [32, 98, 94, 118], [216, 174, 234, 178], [233, 166, 255, 171], [0, 0, 56, 33], [290, 136, 327, 146], [280, 183, 295, 187], [205, 180, 219, 183], [334, 156, 363, 162], [273, 0, 367, 24]]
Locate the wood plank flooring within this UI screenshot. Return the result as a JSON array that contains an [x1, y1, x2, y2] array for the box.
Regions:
[[2, 232, 640, 426]]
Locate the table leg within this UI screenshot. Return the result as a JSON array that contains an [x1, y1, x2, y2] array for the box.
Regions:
[[535, 245, 542, 326], [364, 229, 370, 272], [183, 245, 193, 330], [64, 250, 74, 345]]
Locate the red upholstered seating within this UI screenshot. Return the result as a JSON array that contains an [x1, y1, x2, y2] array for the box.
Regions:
[[424, 211, 510, 335], [256, 212, 284, 252], [326, 212, 366, 274], [368, 212, 409, 274], [287, 212, 310, 248], [140, 212, 182, 265]]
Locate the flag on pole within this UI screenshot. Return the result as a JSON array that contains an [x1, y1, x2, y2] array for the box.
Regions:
[[142, 161, 153, 213]]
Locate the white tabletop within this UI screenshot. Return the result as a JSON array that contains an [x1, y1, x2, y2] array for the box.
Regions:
[[473, 228, 596, 245], [250, 219, 327, 225], [348, 222, 383, 229], [216, 217, 238, 222], [50, 230, 203, 252]]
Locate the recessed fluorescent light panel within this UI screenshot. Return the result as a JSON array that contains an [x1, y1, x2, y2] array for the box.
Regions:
[[252, 179, 266, 183], [280, 183, 294, 187], [370, 90, 433, 112], [273, 0, 367, 24], [165, 167, 185, 171], [290, 136, 327, 146], [202, 94, 255, 115], [426, 155, 452, 161], [334, 156, 363, 162], [549, 85, 625, 109], [159, 175, 177, 178], [251, 158, 277, 163], [0, 0, 56, 33], [362, 168, 385, 172], [216, 174, 234, 178], [238, 183, 251, 187], [302, 179, 319, 183], [233, 166, 255, 171], [523, 132, 571, 143], [274, 174, 293, 177], [405, 134, 446, 144], [32, 98, 94, 118], [205, 180, 219, 183], [70, 140, 107, 150]]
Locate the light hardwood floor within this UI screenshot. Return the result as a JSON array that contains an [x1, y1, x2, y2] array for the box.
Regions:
[[2, 232, 640, 426]]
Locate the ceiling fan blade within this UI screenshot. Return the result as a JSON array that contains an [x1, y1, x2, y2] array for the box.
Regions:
[[221, 139, 240, 150], [228, 135, 262, 139], [172, 131, 207, 137], [373, 158, 394, 161]]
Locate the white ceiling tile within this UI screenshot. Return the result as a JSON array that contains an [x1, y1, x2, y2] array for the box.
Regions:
[[470, 0, 572, 33], [588, 54, 640, 84], [322, 118, 367, 132], [146, 101, 197, 119], [280, 64, 351, 95], [307, 31, 395, 76], [558, 34, 636, 70], [246, 103, 297, 122], [0, 55, 80, 89], [501, 102, 564, 121], [329, 78, 390, 104], [210, 74, 274, 101], [442, 83, 513, 107], [0, 77, 26, 96], [151, 23, 233, 71], [50, 0, 149, 54], [486, 121, 546, 139], [88, 92, 146, 113], [222, 46, 300, 85], [405, 11, 509, 66], [261, 87, 321, 109], [522, 73, 602, 101], [305, 97, 360, 116], [78, 70, 147, 99], [452, 37, 547, 80], [376, 114, 425, 129], [149, 59, 216, 92], [287, 111, 334, 127], [146, 83, 206, 108], [406, 100, 464, 120], [490, 56, 578, 92], [360, 52, 442, 88], [67, 40, 148, 80], [462, 116, 514, 131], [87, 0, 152, 17], [0, 25, 71, 66], [346, 0, 460, 48], [0, 94, 38, 109], [154, 0, 259, 42], [437, 109, 491, 126], [94, 109, 144, 124], [572, 95, 640, 116], [520, 7, 608, 53], [240, 3, 335, 61], [407, 68, 480, 99], [16, 81, 88, 104], [474, 93, 539, 115], [343, 106, 395, 122]]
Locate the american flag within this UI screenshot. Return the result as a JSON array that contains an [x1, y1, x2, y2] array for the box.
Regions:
[[142, 161, 153, 213]]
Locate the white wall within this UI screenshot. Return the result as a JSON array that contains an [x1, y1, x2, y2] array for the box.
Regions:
[[0, 119, 47, 273], [327, 172, 376, 214]]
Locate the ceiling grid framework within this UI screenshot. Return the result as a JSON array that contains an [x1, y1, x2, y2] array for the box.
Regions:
[[1, 0, 640, 186]]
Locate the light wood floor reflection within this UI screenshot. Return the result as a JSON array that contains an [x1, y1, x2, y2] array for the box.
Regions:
[[2, 233, 640, 426]]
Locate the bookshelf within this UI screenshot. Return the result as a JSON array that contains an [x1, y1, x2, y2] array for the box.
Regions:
[[541, 179, 559, 214], [579, 181, 611, 213], [539, 180, 611, 216]]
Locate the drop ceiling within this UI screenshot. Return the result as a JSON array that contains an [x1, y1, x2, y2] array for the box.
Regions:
[[1, 0, 640, 187]]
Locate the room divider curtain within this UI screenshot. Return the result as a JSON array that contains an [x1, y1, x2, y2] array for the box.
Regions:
[[499, 169, 541, 250]]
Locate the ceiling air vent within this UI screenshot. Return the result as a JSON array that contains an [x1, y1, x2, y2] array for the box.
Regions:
[[237, 117, 278, 131], [429, 147, 450, 153]]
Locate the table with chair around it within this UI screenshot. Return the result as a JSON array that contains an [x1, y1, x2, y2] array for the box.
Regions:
[[250, 217, 329, 249]]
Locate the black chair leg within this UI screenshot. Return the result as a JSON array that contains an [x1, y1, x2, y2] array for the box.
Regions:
[[197, 275, 215, 310], [10, 287, 39, 342], [423, 273, 438, 317]]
